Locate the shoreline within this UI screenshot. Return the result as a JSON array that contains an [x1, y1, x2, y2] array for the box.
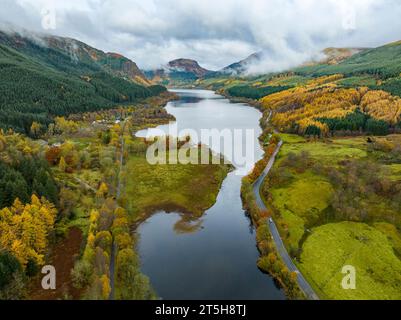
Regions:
[[208, 87, 309, 299]]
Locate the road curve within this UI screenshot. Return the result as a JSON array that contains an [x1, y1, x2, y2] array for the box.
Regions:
[[252, 141, 319, 300]]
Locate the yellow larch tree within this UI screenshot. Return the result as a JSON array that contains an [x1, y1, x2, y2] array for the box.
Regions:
[[0, 196, 57, 268]]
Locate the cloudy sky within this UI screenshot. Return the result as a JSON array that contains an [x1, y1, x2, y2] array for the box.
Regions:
[[1, 0, 401, 72]]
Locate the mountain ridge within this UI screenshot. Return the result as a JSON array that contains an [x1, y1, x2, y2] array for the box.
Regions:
[[145, 58, 212, 86], [220, 52, 263, 76], [218, 47, 369, 77], [0, 30, 150, 86], [0, 30, 167, 134]]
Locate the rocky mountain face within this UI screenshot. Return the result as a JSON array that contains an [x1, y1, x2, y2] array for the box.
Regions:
[[145, 58, 212, 86], [167, 58, 211, 78]]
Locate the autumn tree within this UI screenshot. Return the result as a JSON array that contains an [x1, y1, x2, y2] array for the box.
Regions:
[[0, 196, 57, 268], [45, 146, 61, 166], [30, 122, 42, 138], [97, 182, 109, 199], [261, 85, 399, 136], [54, 117, 79, 135], [59, 187, 79, 218], [100, 274, 111, 299], [59, 157, 67, 172], [0, 131, 6, 152], [0, 251, 25, 299]]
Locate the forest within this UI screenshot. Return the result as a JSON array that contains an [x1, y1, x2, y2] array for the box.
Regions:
[[0, 158, 58, 209], [0, 43, 166, 135], [260, 84, 401, 137], [198, 42, 401, 135], [0, 131, 61, 298], [316, 109, 390, 136], [294, 42, 401, 79], [0, 132, 58, 208], [226, 85, 292, 100]]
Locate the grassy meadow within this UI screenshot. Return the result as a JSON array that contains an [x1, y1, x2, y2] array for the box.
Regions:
[[262, 134, 401, 299], [299, 222, 401, 300], [123, 151, 231, 221]]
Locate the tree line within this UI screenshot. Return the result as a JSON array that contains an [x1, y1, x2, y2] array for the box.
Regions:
[[0, 44, 166, 135], [315, 108, 390, 136], [226, 85, 292, 100]]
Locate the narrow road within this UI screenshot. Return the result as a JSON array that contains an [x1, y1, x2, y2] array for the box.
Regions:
[[252, 141, 319, 300], [109, 118, 129, 300]]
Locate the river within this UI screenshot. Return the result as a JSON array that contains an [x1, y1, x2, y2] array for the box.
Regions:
[[135, 89, 285, 300]]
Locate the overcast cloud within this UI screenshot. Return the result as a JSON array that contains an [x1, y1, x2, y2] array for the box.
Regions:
[[1, 0, 401, 73]]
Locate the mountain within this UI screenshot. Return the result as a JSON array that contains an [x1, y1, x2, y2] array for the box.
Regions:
[[295, 41, 401, 78], [0, 30, 166, 134], [219, 48, 366, 77], [0, 31, 150, 85], [220, 52, 263, 76], [44, 36, 150, 86], [168, 58, 211, 78], [145, 58, 212, 86]]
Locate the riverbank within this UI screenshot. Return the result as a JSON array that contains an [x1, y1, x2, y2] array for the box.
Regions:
[[24, 91, 199, 300], [135, 89, 285, 300], [197, 87, 303, 299], [124, 150, 232, 225], [241, 135, 304, 299]]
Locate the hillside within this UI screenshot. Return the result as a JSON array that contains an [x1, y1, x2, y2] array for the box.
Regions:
[[217, 47, 365, 77], [0, 31, 166, 134], [45, 36, 150, 86], [320, 47, 368, 65], [168, 58, 211, 77], [0, 31, 150, 85], [196, 41, 401, 137], [295, 41, 401, 79], [145, 58, 213, 87], [220, 52, 263, 76], [262, 134, 401, 300]]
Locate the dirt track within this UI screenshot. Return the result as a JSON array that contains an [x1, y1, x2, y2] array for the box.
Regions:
[[29, 227, 83, 300]]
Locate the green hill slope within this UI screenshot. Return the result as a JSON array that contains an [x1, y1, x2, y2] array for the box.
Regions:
[[0, 32, 166, 134], [295, 41, 401, 79]]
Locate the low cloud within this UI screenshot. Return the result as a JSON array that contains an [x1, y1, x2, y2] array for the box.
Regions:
[[244, 48, 325, 76], [1, 0, 401, 73]]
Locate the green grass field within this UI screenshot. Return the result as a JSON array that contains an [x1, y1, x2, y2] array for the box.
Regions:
[[276, 136, 368, 166], [337, 75, 378, 87], [270, 171, 333, 248], [387, 163, 401, 181], [299, 222, 401, 300], [268, 135, 368, 250], [124, 153, 231, 220], [265, 134, 401, 299]]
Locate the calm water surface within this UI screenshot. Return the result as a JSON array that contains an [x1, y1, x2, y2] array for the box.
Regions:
[[135, 89, 285, 300]]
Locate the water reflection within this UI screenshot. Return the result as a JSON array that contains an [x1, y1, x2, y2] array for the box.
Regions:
[[136, 89, 285, 300], [173, 214, 204, 234]]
